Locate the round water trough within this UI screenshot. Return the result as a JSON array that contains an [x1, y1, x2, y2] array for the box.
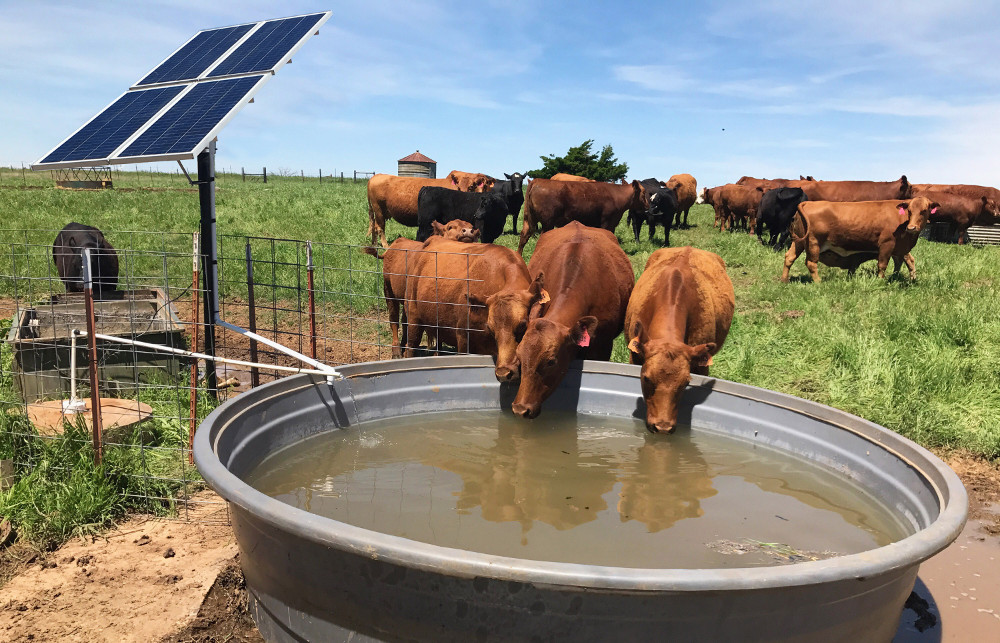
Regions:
[[194, 356, 966, 642]]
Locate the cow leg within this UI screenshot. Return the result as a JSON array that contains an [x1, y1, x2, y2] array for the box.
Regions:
[[780, 241, 802, 282], [663, 219, 671, 247], [387, 297, 402, 358], [404, 320, 424, 358], [903, 253, 917, 280], [805, 236, 822, 283], [648, 218, 656, 242], [517, 218, 534, 256], [630, 212, 642, 243]]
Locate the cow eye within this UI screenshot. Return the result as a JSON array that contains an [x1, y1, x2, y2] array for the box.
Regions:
[[545, 357, 557, 368]]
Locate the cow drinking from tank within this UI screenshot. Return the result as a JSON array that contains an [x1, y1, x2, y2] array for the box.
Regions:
[[511, 222, 634, 419], [625, 247, 734, 434]]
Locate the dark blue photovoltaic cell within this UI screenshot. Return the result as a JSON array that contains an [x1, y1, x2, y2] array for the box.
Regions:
[[207, 13, 324, 77], [119, 76, 264, 157], [137, 24, 254, 86], [40, 86, 184, 164]]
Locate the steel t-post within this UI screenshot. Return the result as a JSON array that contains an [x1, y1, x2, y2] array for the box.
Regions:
[[198, 140, 219, 399]]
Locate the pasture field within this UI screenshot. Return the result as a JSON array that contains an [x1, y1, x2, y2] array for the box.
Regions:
[[1, 173, 999, 545]]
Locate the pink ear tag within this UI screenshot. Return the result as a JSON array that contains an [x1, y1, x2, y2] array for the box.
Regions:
[[930, 207, 938, 214], [898, 207, 906, 218], [577, 328, 591, 347]]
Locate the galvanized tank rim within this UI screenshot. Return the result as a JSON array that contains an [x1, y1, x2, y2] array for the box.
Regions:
[[195, 355, 968, 592]]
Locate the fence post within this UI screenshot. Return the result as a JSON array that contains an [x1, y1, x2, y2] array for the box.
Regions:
[[306, 241, 317, 360], [188, 233, 200, 463], [262, 167, 267, 184], [246, 241, 260, 388], [242, 167, 246, 182], [353, 170, 357, 182], [341, 172, 344, 182], [82, 249, 104, 465]]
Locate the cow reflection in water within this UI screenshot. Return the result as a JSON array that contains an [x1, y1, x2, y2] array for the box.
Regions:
[[425, 415, 716, 536], [617, 435, 717, 532]]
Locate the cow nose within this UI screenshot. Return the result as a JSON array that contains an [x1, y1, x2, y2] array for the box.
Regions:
[[495, 366, 519, 383], [647, 420, 676, 434], [511, 402, 538, 419]]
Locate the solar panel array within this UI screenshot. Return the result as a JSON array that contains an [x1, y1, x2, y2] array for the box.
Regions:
[[33, 11, 330, 170]]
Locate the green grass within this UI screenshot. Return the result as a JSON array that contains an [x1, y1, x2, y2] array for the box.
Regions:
[[2, 173, 999, 546]]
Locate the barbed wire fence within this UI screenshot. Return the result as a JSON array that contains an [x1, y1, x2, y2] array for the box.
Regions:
[[0, 228, 484, 526]]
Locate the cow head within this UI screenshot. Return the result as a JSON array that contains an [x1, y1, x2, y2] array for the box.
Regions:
[[432, 219, 480, 242], [898, 196, 937, 235], [504, 172, 527, 192], [511, 315, 598, 419], [628, 320, 714, 434], [980, 197, 1000, 225], [468, 273, 549, 383]]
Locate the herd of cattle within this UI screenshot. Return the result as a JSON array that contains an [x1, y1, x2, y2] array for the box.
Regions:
[[364, 168, 1000, 429]]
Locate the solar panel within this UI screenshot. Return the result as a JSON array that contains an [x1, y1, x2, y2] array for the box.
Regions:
[[118, 75, 268, 159], [32, 11, 330, 170], [207, 13, 327, 77], [135, 24, 255, 87], [38, 86, 185, 165]]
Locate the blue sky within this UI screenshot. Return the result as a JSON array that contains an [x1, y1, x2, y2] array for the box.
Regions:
[[4, 1, 1000, 189]]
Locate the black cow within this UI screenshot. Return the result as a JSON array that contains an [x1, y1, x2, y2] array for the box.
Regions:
[[52, 222, 119, 297], [489, 171, 528, 234], [630, 179, 679, 246], [416, 187, 508, 243], [757, 187, 808, 249]]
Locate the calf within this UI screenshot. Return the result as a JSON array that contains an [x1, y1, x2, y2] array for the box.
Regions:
[[52, 222, 119, 297], [489, 171, 528, 234], [717, 184, 765, 233], [511, 222, 634, 419], [665, 173, 697, 227], [781, 196, 939, 282], [756, 187, 808, 248], [518, 179, 644, 255], [403, 239, 547, 382], [625, 247, 734, 433], [363, 220, 477, 357], [416, 187, 508, 243]]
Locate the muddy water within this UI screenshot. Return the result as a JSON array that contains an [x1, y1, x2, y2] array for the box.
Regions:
[[246, 410, 911, 569]]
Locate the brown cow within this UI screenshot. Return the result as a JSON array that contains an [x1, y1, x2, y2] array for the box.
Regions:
[[402, 239, 547, 382], [716, 184, 765, 232], [911, 183, 1000, 204], [798, 175, 912, 202], [550, 173, 594, 182], [517, 178, 644, 255], [625, 247, 734, 434], [665, 173, 697, 227], [366, 170, 496, 247], [362, 220, 479, 357], [913, 191, 1000, 244], [511, 222, 634, 419], [781, 196, 939, 283]]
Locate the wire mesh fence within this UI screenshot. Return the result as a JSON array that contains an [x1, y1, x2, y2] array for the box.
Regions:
[[0, 227, 486, 528]]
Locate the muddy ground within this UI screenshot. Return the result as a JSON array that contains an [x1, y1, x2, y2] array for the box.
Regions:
[[0, 451, 997, 642]]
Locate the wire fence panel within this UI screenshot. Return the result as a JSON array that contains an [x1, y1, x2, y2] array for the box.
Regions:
[[0, 228, 486, 527]]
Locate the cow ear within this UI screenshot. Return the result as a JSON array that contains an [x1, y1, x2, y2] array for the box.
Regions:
[[572, 316, 599, 348], [627, 336, 644, 359], [431, 220, 446, 236], [528, 273, 549, 304], [466, 294, 489, 321], [471, 228, 482, 241], [505, 173, 512, 180], [688, 343, 716, 368]]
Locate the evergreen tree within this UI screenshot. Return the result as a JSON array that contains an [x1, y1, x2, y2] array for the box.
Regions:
[[530, 140, 629, 182]]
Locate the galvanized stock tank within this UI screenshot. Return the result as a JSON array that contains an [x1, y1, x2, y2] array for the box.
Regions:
[[194, 356, 967, 643]]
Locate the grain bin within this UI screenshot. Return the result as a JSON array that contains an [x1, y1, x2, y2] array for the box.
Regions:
[[397, 150, 436, 178]]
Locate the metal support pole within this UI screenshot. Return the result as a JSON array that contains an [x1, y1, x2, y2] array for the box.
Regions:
[[82, 249, 103, 464], [188, 233, 200, 463], [198, 140, 219, 399], [262, 166, 267, 183], [246, 241, 260, 387], [306, 241, 317, 360]]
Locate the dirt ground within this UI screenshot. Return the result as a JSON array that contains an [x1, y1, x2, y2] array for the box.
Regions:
[[0, 450, 996, 642]]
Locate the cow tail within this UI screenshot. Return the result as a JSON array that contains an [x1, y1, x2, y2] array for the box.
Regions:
[[360, 245, 385, 260], [790, 207, 808, 244]]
